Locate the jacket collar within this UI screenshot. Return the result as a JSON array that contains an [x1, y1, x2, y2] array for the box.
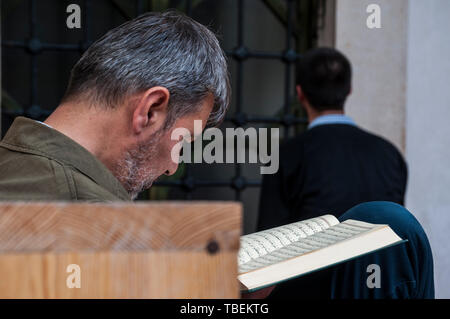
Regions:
[[308, 114, 356, 130], [0, 116, 130, 201]]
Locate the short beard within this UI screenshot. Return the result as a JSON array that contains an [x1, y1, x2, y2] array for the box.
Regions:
[[113, 130, 163, 200]]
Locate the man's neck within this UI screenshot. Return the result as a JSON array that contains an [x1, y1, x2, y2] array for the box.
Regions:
[[43, 102, 124, 172]]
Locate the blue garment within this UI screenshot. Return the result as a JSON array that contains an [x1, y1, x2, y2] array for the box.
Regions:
[[329, 202, 435, 299], [308, 114, 356, 130], [267, 201, 434, 299]]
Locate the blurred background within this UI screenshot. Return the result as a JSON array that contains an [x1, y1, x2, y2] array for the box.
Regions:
[[2, 0, 450, 297]]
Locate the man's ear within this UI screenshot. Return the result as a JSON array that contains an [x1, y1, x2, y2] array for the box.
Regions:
[[132, 86, 170, 135], [296, 84, 313, 114], [296, 85, 303, 102]]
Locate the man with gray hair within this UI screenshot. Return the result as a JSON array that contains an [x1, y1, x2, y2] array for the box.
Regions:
[[0, 11, 230, 201]]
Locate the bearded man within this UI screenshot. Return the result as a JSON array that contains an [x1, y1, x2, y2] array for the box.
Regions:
[[0, 11, 230, 202]]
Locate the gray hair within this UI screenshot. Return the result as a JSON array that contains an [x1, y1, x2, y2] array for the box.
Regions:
[[62, 11, 230, 127]]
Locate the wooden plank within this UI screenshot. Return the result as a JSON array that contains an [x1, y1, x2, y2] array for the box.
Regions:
[[0, 201, 241, 252], [0, 202, 242, 298], [0, 251, 238, 298]]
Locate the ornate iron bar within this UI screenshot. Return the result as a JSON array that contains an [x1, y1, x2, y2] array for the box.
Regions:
[[1, 0, 311, 201]]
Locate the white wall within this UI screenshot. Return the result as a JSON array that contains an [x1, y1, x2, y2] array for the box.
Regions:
[[335, 0, 408, 153], [405, 0, 450, 298], [335, 0, 450, 297]]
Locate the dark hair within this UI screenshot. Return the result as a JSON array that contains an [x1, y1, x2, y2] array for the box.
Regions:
[[296, 47, 352, 111], [62, 11, 230, 127]]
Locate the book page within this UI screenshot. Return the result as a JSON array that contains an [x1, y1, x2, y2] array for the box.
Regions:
[[238, 215, 339, 265], [239, 219, 374, 273]]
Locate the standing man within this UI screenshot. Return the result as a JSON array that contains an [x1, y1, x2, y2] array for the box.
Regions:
[[0, 11, 230, 201], [258, 47, 407, 230]]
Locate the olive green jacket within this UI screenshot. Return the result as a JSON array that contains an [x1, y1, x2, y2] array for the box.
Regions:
[[0, 117, 130, 202]]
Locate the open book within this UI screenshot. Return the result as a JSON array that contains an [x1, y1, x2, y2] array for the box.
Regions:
[[238, 215, 405, 292]]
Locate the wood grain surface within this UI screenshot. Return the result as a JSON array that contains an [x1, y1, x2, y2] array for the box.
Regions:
[[0, 201, 242, 298]]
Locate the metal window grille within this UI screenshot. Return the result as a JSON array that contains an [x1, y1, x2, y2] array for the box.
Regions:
[[1, 0, 323, 204]]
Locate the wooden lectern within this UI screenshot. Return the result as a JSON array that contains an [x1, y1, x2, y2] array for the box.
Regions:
[[0, 201, 242, 298]]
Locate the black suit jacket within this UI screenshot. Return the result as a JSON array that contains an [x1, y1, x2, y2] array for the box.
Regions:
[[257, 124, 407, 231]]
